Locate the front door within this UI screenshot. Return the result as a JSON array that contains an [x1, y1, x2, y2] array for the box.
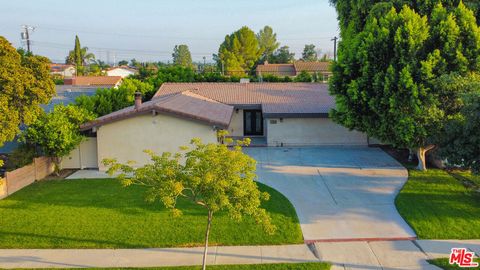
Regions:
[[244, 110, 263, 136]]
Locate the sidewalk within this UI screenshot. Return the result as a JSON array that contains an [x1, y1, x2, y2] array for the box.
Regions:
[[0, 240, 478, 269]]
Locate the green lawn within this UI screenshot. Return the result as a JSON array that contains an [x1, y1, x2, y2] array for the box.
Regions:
[[0, 179, 303, 248], [5, 263, 331, 270], [395, 168, 480, 239], [428, 258, 480, 269]]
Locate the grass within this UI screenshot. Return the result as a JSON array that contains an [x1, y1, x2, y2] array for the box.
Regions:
[[6, 263, 331, 270], [0, 179, 303, 248], [395, 168, 480, 239], [428, 258, 479, 269]]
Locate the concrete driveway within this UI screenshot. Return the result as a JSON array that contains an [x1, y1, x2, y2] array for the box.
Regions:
[[243, 147, 416, 242]]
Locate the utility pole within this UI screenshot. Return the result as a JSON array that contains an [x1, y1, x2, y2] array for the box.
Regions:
[[203, 56, 206, 74], [331, 36, 338, 61], [21, 25, 35, 53]]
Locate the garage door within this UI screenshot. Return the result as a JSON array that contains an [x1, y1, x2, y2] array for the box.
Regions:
[[266, 118, 367, 146]]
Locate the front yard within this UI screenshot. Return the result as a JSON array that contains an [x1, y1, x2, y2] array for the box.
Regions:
[[0, 178, 303, 248], [428, 258, 480, 270], [396, 168, 480, 239]]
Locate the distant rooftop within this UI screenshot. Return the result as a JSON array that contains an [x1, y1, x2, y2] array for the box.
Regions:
[[64, 76, 122, 86]]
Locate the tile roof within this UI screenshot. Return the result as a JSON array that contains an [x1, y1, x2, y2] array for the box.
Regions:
[[65, 76, 122, 86], [293, 61, 331, 73], [256, 64, 296, 76], [81, 90, 234, 130], [106, 66, 138, 72], [50, 63, 75, 72], [154, 83, 334, 117]]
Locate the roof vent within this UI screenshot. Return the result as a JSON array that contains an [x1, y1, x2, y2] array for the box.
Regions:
[[240, 78, 250, 84]]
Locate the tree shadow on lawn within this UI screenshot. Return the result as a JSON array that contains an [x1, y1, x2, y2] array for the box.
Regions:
[[0, 230, 138, 248]]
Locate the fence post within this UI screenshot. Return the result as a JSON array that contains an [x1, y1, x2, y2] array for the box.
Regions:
[[34, 157, 38, 181]]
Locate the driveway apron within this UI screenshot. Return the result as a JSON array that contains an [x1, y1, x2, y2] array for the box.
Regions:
[[244, 147, 416, 242]]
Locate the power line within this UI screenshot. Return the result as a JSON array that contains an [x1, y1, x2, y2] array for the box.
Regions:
[[36, 25, 336, 41]]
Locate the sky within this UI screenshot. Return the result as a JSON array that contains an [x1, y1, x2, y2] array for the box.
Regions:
[[0, 0, 339, 64]]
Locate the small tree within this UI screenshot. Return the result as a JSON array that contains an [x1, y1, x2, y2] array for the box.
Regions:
[[301, 44, 318, 62], [104, 137, 275, 270], [172, 44, 193, 68], [270, 46, 295, 64], [22, 105, 94, 174]]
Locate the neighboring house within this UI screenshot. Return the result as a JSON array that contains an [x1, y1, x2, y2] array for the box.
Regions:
[[64, 76, 123, 88], [44, 85, 100, 112], [65, 82, 367, 170], [106, 66, 138, 78], [0, 85, 100, 154], [256, 61, 332, 82], [50, 63, 76, 78]]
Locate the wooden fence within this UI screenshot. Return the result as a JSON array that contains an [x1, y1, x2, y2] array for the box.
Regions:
[[0, 157, 54, 199]]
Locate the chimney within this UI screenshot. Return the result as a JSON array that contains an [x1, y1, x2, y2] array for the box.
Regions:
[[134, 92, 142, 110], [264, 60, 269, 65]]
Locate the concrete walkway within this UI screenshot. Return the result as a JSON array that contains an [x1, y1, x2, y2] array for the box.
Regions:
[[244, 147, 416, 242], [0, 240, 478, 269]]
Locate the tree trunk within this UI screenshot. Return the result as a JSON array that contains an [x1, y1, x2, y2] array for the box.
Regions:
[[202, 210, 213, 270], [416, 145, 434, 171], [53, 157, 62, 176], [417, 147, 427, 171]]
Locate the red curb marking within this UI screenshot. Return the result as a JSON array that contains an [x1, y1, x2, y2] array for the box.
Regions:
[[304, 236, 417, 244]]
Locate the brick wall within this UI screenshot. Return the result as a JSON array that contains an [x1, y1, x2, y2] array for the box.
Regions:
[[1, 157, 54, 198]]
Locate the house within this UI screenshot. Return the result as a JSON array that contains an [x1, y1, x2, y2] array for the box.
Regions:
[[63, 82, 367, 170], [44, 85, 101, 112], [64, 76, 123, 88], [0, 85, 100, 155], [50, 63, 76, 78], [256, 61, 332, 82], [106, 66, 138, 78]]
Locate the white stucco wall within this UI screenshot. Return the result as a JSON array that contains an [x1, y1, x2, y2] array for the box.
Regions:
[[228, 109, 244, 136], [266, 118, 368, 146], [62, 138, 98, 169], [96, 114, 218, 170], [106, 69, 136, 78]]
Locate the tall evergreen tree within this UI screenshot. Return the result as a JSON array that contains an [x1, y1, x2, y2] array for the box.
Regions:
[[172, 44, 193, 68], [217, 26, 262, 75], [329, 1, 480, 170], [66, 35, 95, 75], [256, 26, 279, 63]]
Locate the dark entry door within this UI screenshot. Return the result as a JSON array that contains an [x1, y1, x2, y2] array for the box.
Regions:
[[244, 110, 263, 136]]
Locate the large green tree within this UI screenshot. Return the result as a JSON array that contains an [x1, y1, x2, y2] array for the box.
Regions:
[[104, 137, 275, 270], [22, 104, 94, 174], [217, 26, 262, 75], [0, 37, 55, 166], [256, 26, 279, 63], [270, 46, 296, 64], [329, 2, 480, 170], [172, 44, 193, 68], [301, 44, 318, 62], [66, 35, 95, 75], [438, 76, 480, 174]]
